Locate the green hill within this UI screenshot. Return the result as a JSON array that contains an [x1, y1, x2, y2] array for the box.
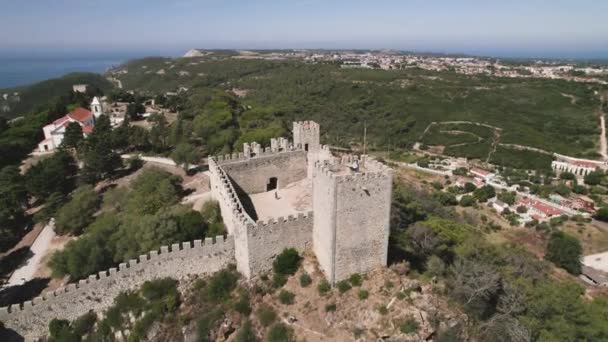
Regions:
[[0, 73, 114, 119], [111, 57, 603, 157]]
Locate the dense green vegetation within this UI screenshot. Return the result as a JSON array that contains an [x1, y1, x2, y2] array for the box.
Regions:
[[0, 73, 112, 119], [389, 180, 608, 341], [421, 125, 479, 146], [489, 146, 554, 170], [48, 169, 224, 280], [112, 58, 601, 157]]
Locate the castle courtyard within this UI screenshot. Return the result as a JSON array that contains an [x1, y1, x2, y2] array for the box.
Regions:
[[249, 178, 312, 221]]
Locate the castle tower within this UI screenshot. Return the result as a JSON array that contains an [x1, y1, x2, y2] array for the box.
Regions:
[[293, 121, 320, 153], [91, 97, 103, 119], [312, 157, 393, 283]]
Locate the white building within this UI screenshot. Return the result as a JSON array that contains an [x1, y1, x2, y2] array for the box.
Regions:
[[37, 97, 103, 152]]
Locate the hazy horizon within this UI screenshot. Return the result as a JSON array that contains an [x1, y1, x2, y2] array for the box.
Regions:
[[1, 0, 607, 60]]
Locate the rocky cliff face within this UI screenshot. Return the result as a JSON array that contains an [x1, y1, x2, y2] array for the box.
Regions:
[[183, 49, 206, 58]]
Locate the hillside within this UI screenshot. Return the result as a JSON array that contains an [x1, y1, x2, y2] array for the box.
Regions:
[[108, 56, 603, 158], [0, 73, 113, 119]]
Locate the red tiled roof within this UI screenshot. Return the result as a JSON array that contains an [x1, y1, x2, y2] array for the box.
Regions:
[[520, 197, 564, 216], [572, 160, 600, 169], [82, 125, 94, 134], [52, 116, 69, 125], [67, 108, 92, 122], [471, 168, 491, 176]]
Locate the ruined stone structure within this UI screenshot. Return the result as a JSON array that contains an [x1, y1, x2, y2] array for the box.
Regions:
[[0, 121, 392, 339], [0, 237, 235, 340], [210, 121, 393, 283]]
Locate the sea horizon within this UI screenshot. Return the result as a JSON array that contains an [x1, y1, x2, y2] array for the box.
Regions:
[[1, 46, 606, 89]]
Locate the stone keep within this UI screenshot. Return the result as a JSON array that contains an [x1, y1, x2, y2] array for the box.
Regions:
[[312, 157, 393, 283]]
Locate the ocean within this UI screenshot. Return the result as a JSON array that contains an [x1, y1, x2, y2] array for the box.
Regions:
[[0, 56, 128, 89]]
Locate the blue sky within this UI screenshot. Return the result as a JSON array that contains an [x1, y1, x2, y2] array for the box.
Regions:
[[1, 0, 607, 58]]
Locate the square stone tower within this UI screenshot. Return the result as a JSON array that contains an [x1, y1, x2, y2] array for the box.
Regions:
[[293, 121, 320, 153], [312, 156, 393, 283]]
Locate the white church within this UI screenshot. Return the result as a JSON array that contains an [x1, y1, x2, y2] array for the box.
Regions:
[[38, 97, 104, 152]]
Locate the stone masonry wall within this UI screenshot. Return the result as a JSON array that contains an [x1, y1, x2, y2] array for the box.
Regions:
[[220, 150, 307, 194], [312, 161, 337, 281], [312, 158, 393, 283], [0, 237, 235, 341], [333, 164, 393, 281], [245, 213, 313, 277]]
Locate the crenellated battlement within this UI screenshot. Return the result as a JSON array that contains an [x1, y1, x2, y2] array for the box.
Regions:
[[253, 211, 313, 229], [0, 236, 234, 316], [313, 155, 392, 183]]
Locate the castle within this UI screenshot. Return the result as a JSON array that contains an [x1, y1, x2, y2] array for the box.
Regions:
[[0, 120, 393, 339], [209, 121, 393, 283]]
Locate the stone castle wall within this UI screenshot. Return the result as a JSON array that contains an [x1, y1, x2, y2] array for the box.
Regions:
[[333, 159, 393, 281], [245, 213, 313, 277], [312, 157, 393, 283], [312, 160, 337, 281], [220, 150, 307, 194], [0, 237, 235, 341], [209, 149, 313, 279]]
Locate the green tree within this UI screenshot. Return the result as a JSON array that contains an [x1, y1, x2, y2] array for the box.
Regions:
[[127, 101, 145, 120], [584, 170, 604, 186], [545, 231, 582, 275], [82, 115, 121, 182], [25, 150, 77, 199], [473, 185, 496, 203], [62, 122, 84, 149], [171, 143, 200, 171], [497, 191, 516, 205], [595, 207, 608, 222], [0, 166, 28, 251], [55, 186, 100, 235], [149, 114, 169, 152]]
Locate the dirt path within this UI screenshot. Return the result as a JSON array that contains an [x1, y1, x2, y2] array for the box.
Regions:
[[5, 221, 56, 287]]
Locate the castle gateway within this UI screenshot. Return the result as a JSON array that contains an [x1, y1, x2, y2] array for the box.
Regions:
[[209, 121, 393, 283]]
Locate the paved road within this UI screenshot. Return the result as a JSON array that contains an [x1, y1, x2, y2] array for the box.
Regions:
[[6, 221, 56, 287]]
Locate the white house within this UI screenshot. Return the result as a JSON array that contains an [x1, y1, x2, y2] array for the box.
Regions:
[[37, 97, 103, 152]]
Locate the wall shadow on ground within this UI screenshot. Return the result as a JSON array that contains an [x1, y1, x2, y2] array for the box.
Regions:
[[0, 278, 50, 308], [228, 175, 259, 221]]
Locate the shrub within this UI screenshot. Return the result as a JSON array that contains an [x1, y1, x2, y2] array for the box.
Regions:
[[349, 273, 363, 287], [459, 195, 476, 207], [256, 304, 277, 327], [235, 320, 256, 342], [203, 268, 239, 302], [337, 280, 352, 293], [400, 317, 420, 334], [426, 255, 446, 277], [278, 290, 295, 305], [377, 305, 388, 315], [299, 273, 312, 287], [317, 279, 331, 295], [358, 289, 369, 300], [234, 290, 252, 315], [272, 273, 287, 288], [545, 231, 582, 275], [325, 303, 337, 312], [273, 248, 301, 275], [267, 323, 294, 342]]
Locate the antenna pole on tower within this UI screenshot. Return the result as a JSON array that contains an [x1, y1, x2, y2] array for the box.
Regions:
[[363, 123, 367, 156]]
